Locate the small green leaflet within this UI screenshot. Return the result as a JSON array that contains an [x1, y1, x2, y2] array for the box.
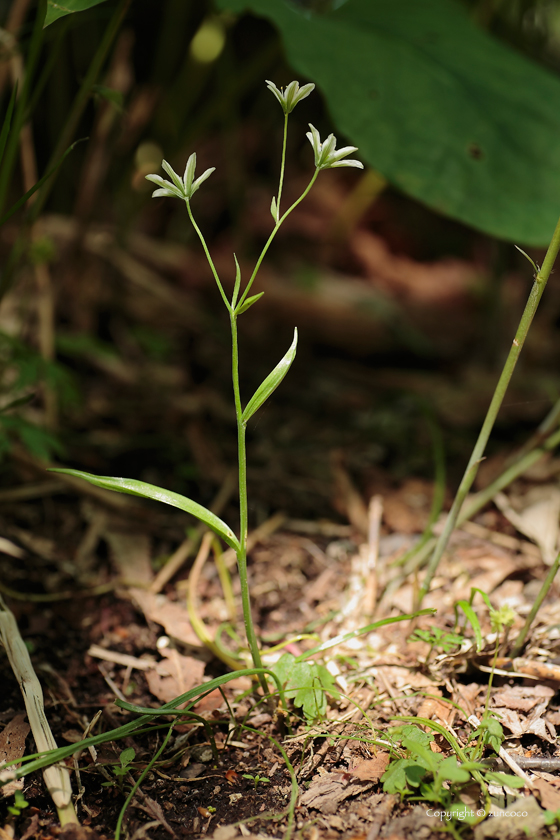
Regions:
[[45, 0, 109, 27], [241, 328, 297, 424], [236, 292, 264, 315], [381, 759, 426, 794], [272, 653, 339, 721], [49, 468, 240, 552]]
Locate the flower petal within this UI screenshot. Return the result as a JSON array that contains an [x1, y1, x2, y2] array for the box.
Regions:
[[284, 80, 298, 111], [265, 80, 285, 107], [145, 174, 169, 188], [306, 123, 322, 166], [320, 133, 337, 162], [330, 159, 364, 169], [183, 153, 197, 194], [191, 166, 216, 194], [161, 160, 185, 193], [329, 145, 359, 161], [151, 187, 182, 198], [294, 82, 315, 104]]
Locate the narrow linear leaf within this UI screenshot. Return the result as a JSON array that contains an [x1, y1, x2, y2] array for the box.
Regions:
[[231, 254, 242, 309], [454, 599, 483, 652], [514, 245, 538, 274], [485, 771, 525, 788], [236, 291, 264, 315], [0, 139, 86, 227], [48, 468, 240, 552], [295, 609, 435, 661], [468, 587, 493, 611], [91, 84, 124, 112], [44, 0, 109, 27], [217, 0, 560, 244], [241, 328, 297, 424], [0, 394, 35, 414], [0, 85, 17, 167]]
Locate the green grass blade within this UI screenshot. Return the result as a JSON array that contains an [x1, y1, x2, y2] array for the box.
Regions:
[[454, 599, 483, 652], [49, 468, 240, 552], [0, 138, 86, 227], [0, 86, 17, 168], [242, 328, 297, 423], [294, 609, 435, 661]]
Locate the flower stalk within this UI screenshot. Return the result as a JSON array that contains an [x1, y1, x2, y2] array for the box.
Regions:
[[417, 212, 560, 606]]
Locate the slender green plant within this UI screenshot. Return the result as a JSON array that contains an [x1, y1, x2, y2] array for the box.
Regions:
[[417, 222, 560, 606], [50, 80, 363, 690]]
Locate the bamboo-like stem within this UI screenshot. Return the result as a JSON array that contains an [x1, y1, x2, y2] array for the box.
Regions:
[[418, 214, 560, 605], [0, 595, 77, 824]]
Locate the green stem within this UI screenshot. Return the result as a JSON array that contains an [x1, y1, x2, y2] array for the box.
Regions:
[[510, 548, 560, 658], [417, 213, 560, 605], [114, 721, 175, 840], [186, 200, 231, 310], [399, 421, 560, 579], [274, 113, 289, 220], [230, 312, 268, 694], [237, 168, 319, 310]]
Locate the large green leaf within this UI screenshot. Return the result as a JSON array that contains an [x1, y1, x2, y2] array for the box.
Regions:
[[216, 0, 560, 245], [49, 468, 240, 552], [45, 0, 109, 27]]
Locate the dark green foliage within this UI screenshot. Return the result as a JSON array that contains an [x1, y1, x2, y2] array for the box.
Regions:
[[217, 0, 560, 244]]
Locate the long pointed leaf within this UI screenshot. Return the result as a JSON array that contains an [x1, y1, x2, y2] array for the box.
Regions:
[[49, 468, 240, 552], [454, 600, 483, 652], [0, 85, 17, 168], [0, 138, 86, 228], [242, 328, 297, 424], [236, 291, 264, 315]]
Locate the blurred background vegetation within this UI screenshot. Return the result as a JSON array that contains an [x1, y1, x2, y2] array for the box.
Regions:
[[3, 0, 560, 526]]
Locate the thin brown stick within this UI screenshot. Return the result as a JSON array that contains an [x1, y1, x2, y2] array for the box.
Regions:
[[363, 495, 383, 616]]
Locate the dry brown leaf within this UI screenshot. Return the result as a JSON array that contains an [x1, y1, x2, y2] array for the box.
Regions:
[[0, 712, 29, 797], [453, 683, 482, 719], [533, 777, 560, 811], [130, 590, 202, 649], [418, 692, 454, 724], [145, 648, 205, 705], [495, 486, 560, 565], [496, 708, 524, 738], [132, 793, 176, 837], [348, 753, 391, 781], [382, 479, 434, 534], [493, 685, 554, 712], [375, 665, 436, 691]]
